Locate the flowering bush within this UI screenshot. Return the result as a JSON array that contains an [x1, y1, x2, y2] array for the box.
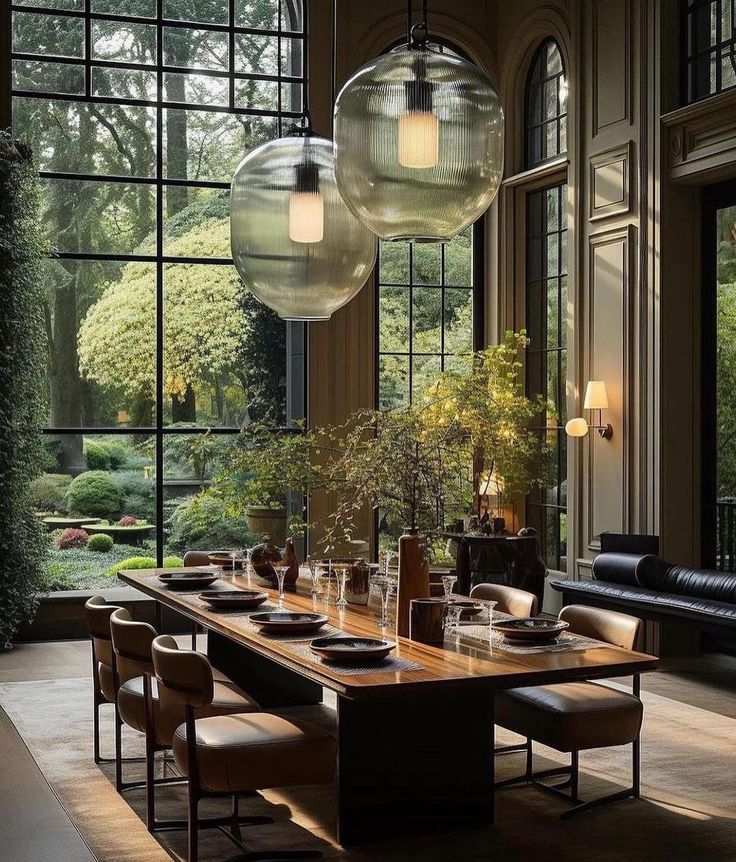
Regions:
[[117, 515, 138, 526], [55, 528, 90, 550]]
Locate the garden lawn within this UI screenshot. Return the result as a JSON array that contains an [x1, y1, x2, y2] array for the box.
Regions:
[[45, 541, 157, 591]]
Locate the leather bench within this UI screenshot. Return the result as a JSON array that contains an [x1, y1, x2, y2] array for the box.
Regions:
[[549, 533, 736, 649]]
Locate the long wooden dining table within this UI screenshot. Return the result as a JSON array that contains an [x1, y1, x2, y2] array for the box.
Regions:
[[119, 568, 659, 846]]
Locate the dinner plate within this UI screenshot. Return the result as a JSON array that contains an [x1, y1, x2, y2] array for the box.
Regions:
[[207, 553, 245, 569], [309, 636, 396, 664], [451, 600, 484, 620], [248, 612, 329, 635], [158, 571, 220, 590], [492, 618, 569, 643], [199, 590, 268, 610]]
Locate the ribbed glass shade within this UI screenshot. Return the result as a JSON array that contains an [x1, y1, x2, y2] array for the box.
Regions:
[[231, 135, 377, 321], [334, 44, 504, 242]]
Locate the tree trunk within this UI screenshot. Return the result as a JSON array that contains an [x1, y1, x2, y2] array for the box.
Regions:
[[165, 41, 189, 217], [172, 384, 196, 422]]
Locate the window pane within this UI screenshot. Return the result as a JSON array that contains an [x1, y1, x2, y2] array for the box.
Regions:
[[235, 77, 278, 111], [93, 67, 157, 100], [41, 178, 155, 255], [413, 243, 441, 285], [380, 242, 409, 284], [163, 187, 231, 259], [235, 0, 278, 29], [12, 11, 84, 58], [164, 27, 228, 71], [445, 228, 472, 286], [13, 98, 157, 177], [163, 109, 277, 181], [379, 287, 409, 353], [39, 434, 156, 590], [164, 72, 229, 107], [444, 289, 473, 354], [13, 59, 85, 95], [412, 288, 442, 354], [92, 21, 156, 66], [412, 355, 442, 402], [93, 0, 155, 13], [16, 0, 83, 9], [164, 0, 229, 24], [379, 356, 409, 411], [525, 39, 567, 168]]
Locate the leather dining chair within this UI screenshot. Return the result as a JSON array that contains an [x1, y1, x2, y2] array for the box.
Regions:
[[109, 607, 262, 833], [152, 634, 336, 862], [85, 595, 141, 783], [470, 583, 539, 617], [494, 605, 643, 817]]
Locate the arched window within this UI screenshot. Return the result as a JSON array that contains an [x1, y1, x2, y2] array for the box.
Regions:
[[525, 39, 568, 169], [684, 0, 736, 102]]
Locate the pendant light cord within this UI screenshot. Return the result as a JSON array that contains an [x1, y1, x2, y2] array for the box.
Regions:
[[331, 0, 337, 136], [303, 0, 311, 123]]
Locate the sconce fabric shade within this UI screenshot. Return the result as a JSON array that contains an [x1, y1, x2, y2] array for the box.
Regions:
[[231, 135, 377, 321], [584, 380, 609, 410], [565, 417, 589, 438], [333, 44, 504, 242]]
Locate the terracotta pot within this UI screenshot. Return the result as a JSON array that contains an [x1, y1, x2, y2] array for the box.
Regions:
[[245, 506, 287, 545]]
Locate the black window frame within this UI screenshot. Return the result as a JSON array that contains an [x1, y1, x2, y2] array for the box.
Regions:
[[10, 0, 307, 567], [683, 0, 736, 104], [524, 37, 567, 170]]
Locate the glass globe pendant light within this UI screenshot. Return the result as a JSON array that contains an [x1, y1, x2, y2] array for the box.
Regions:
[[230, 1, 377, 321], [333, 1, 504, 242]]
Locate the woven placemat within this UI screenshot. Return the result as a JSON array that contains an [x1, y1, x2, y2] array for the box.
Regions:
[[280, 640, 424, 675], [457, 623, 608, 654]]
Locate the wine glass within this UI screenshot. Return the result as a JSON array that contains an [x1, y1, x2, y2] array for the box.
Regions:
[[476, 599, 497, 647], [306, 555, 323, 597], [441, 573, 458, 601], [243, 547, 253, 585], [272, 565, 290, 607], [370, 575, 393, 630], [334, 563, 350, 609]]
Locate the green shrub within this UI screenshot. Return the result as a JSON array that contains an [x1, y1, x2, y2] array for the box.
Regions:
[[88, 533, 113, 553], [113, 470, 155, 522], [106, 554, 183, 577], [166, 491, 255, 553], [84, 438, 130, 471], [65, 470, 123, 518], [0, 135, 49, 647], [28, 473, 72, 512]]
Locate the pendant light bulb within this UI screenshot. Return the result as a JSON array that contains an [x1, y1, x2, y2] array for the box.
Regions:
[[288, 192, 324, 243], [398, 111, 439, 168]]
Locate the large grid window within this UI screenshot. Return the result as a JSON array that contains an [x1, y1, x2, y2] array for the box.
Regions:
[[684, 0, 736, 102], [377, 227, 478, 410], [525, 39, 567, 169], [11, 0, 305, 590], [525, 182, 568, 572]]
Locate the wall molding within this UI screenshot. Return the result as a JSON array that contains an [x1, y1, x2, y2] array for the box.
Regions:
[[591, 0, 632, 136], [589, 141, 633, 220]]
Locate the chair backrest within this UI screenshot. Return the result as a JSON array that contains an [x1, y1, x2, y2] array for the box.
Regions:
[[183, 550, 212, 567], [110, 607, 157, 683], [152, 635, 214, 712], [470, 583, 538, 617], [84, 595, 120, 669], [559, 604, 641, 650]]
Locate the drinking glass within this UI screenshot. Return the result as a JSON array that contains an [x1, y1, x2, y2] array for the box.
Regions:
[[475, 599, 497, 648], [228, 549, 239, 573], [243, 547, 253, 585], [272, 565, 289, 607], [441, 573, 458, 601], [306, 555, 323, 597], [444, 602, 464, 638], [370, 575, 393, 630]]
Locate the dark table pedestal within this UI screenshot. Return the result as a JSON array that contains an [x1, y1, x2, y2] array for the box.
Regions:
[[337, 686, 495, 846]]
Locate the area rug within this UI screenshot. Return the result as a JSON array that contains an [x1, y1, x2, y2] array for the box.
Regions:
[[2, 672, 736, 862]]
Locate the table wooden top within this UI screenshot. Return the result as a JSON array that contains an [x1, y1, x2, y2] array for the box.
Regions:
[[119, 568, 659, 701]]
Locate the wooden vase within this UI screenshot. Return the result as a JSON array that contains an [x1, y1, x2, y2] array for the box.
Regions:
[[396, 528, 430, 638]]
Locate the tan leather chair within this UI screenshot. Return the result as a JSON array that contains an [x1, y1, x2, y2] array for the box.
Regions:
[[182, 550, 213, 567], [495, 605, 643, 817], [152, 635, 336, 862], [109, 608, 261, 832], [85, 595, 141, 786], [470, 583, 539, 617]]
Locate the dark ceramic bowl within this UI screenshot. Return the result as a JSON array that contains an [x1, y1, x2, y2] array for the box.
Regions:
[[492, 618, 569, 643], [158, 571, 219, 590], [248, 612, 329, 635], [309, 636, 396, 664], [199, 590, 268, 610]]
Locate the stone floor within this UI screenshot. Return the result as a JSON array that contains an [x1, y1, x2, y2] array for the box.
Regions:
[[2, 639, 736, 862]]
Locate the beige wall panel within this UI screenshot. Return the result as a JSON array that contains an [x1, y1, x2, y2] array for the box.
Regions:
[[586, 228, 632, 548], [591, 0, 631, 135]]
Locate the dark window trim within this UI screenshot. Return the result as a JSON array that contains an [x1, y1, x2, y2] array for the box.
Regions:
[[524, 37, 567, 170]]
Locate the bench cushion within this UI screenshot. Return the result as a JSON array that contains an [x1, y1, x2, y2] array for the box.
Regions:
[[550, 578, 736, 627]]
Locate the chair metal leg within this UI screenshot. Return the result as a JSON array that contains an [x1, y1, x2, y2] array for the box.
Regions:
[[114, 709, 123, 793], [93, 699, 101, 764], [191, 620, 198, 650], [188, 782, 199, 862]]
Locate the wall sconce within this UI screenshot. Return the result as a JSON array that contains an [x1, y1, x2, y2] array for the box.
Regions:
[[565, 380, 613, 440]]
